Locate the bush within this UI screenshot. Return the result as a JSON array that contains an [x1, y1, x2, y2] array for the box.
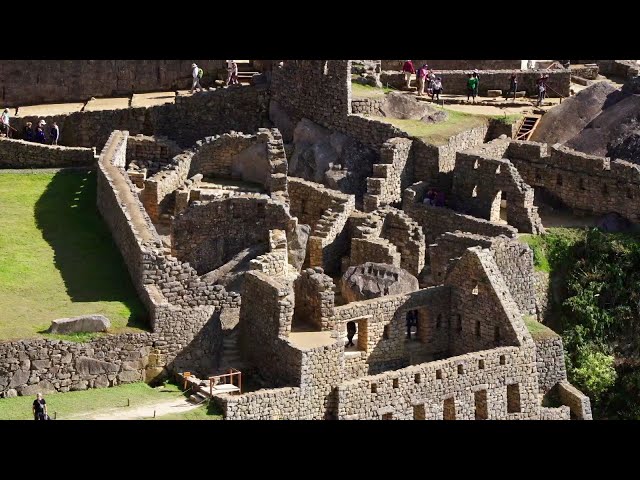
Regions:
[[568, 344, 617, 401]]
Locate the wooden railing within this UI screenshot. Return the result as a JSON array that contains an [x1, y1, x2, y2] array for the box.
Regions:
[[209, 368, 242, 397]]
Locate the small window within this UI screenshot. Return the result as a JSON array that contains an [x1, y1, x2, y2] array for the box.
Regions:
[[322, 61, 329, 75], [507, 384, 521, 413], [415, 373, 421, 384], [383, 325, 389, 340], [556, 174, 563, 186], [414, 404, 426, 420], [472, 185, 478, 197], [472, 285, 479, 295], [495, 165, 501, 174], [457, 364, 464, 375], [475, 390, 488, 420], [474, 159, 479, 169], [478, 359, 485, 369], [382, 412, 393, 420], [602, 183, 609, 196], [457, 314, 462, 332], [371, 383, 377, 393], [475, 321, 481, 337], [443, 397, 456, 420], [494, 326, 501, 343], [393, 378, 399, 389], [436, 314, 442, 329], [579, 178, 586, 190], [500, 355, 506, 365], [436, 369, 442, 380], [535, 169, 542, 181]]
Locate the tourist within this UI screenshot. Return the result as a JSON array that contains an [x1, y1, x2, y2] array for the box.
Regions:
[[473, 69, 480, 98], [35, 120, 47, 143], [50, 122, 60, 145], [431, 77, 443, 101], [402, 60, 415, 89], [536, 74, 548, 106], [406, 310, 418, 340], [346, 321, 357, 347], [467, 73, 478, 103], [435, 190, 445, 207], [416, 64, 428, 96], [22, 121, 34, 141], [190, 63, 203, 94], [509, 73, 518, 101], [424, 189, 436, 205], [1, 108, 10, 138], [427, 69, 436, 96], [33, 393, 48, 420], [226, 60, 239, 86]]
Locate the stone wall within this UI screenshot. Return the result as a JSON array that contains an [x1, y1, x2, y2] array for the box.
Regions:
[[452, 150, 544, 234], [140, 152, 193, 222], [171, 195, 291, 275], [506, 140, 640, 222], [364, 137, 413, 212], [189, 132, 256, 178], [597, 60, 639, 79], [0, 60, 227, 107], [380, 69, 571, 97], [350, 97, 384, 116], [11, 85, 269, 150], [381, 60, 523, 71], [249, 229, 290, 278], [293, 268, 336, 331], [532, 331, 568, 394], [126, 134, 182, 169], [217, 387, 301, 420], [288, 177, 355, 274], [0, 137, 96, 168], [403, 182, 517, 245], [379, 207, 426, 277], [556, 381, 593, 420]]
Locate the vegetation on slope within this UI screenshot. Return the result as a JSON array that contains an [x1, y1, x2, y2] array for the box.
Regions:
[[0, 171, 146, 340], [522, 227, 640, 418]]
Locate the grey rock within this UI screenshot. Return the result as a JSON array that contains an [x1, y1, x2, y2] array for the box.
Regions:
[[118, 370, 142, 383], [341, 262, 419, 303], [94, 375, 109, 388], [70, 381, 88, 391], [269, 100, 295, 143], [49, 314, 111, 334], [231, 142, 270, 186], [9, 369, 30, 388], [18, 380, 56, 396], [288, 223, 311, 271], [380, 92, 448, 122], [5, 388, 18, 398], [75, 356, 119, 376]]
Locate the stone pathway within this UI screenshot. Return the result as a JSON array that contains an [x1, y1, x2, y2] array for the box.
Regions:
[[69, 397, 200, 420]]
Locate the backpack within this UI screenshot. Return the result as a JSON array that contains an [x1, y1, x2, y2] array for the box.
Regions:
[[197, 68, 204, 79]]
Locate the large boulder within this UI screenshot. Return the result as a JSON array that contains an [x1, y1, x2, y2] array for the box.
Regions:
[[202, 244, 267, 294], [49, 314, 110, 334], [380, 92, 448, 122], [231, 142, 270, 186], [341, 262, 419, 303], [269, 100, 295, 143], [288, 223, 310, 271]]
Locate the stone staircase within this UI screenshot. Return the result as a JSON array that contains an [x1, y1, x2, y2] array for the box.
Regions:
[[217, 328, 246, 373]]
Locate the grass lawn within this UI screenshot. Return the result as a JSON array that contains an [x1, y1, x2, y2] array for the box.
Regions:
[[0, 170, 147, 340], [350, 81, 395, 98], [524, 315, 557, 339], [0, 382, 183, 420], [379, 108, 490, 145]]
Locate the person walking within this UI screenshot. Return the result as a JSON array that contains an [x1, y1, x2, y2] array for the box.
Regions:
[[35, 120, 47, 143], [416, 64, 428, 96], [402, 60, 416, 89], [33, 393, 48, 420], [226, 60, 239, 86], [346, 321, 357, 347], [23, 121, 34, 141], [431, 77, 443, 101], [467, 73, 478, 103], [473, 69, 480, 98], [50, 122, 60, 145], [1, 108, 10, 138], [190, 63, 203, 93], [536, 74, 548, 106], [509, 73, 518, 101]]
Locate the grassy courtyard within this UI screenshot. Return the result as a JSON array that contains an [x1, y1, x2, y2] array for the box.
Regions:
[[0, 170, 146, 340]]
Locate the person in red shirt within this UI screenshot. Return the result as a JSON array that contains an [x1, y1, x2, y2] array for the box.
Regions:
[[402, 60, 416, 89]]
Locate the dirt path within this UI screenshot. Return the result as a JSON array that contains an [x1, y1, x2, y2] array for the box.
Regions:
[[69, 397, 200, 420]]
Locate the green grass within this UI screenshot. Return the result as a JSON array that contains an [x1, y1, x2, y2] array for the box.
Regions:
[[0, 170, 147, 340], [524, 315, 557, 339], [0, 382, 184, 420], [379, 108, 490, 145], [350, 81, 395, 98], [489, 113, 523, 125], [520, 228, 586, 273], [154, 401, 223, 420]]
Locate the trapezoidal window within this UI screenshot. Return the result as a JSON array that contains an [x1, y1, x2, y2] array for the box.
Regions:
[[535, 169, 542, 181], [475, 321, 481, 337], [556, 174, 563, 186], [393, 378, 399, 389], [443, 397, 456, 420], [494, 326, 501, 343], [500, 355, 506, 365], [436, 314, 442, 329], [472, 185, 478, 197], [371, 383, 378, 394], [474, 159, 479, 169], [383, 325, 390, 340], [478, 359, 485, 369], [475, 390, 488, 420], [414, 404, 426, 420], [507, 384, 521, 413], [457, 364, 464, 375], [579, 178, 586, 190], [415, 373, 421, 384], [322, 61, 329, 75], [602, 183, 609, 196], [457, 314, 462, 333], [382, 412, 393, 420]]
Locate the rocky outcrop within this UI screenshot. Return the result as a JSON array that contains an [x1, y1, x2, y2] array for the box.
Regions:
[[380, 92, 448, 123], [340, 262, 419, 303], [49, 315, 111, 334], [288, 223, 310, 271]]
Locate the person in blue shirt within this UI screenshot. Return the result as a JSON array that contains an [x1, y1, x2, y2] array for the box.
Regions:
[[35, 120, 47, 143]]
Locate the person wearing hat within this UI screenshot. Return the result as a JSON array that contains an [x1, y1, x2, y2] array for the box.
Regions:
[[35, 120, 47, 143], [472, 69, 480, 98], [416, 64, 428, 96], [1, 108, 10, 138], [402, 60, 416, 89], [536, 73, 548, 106], [190, 63, 203, 94], [23, 121, 34, 142]]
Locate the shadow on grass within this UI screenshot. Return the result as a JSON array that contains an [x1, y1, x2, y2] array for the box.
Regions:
[[34, 169, 148, 330]]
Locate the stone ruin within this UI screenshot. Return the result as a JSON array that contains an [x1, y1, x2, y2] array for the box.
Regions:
[[1, 59, 612, 420]]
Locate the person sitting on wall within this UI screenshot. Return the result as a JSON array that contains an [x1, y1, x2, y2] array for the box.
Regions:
[[35, 120, 47, 143], [23, 122, 34, 141], [346, 321, 357, 347], [423, 189, 436, 205]]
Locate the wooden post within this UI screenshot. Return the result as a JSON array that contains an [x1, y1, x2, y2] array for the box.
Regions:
[[127, 398, 130, 407], [238, 372, 242, 395]]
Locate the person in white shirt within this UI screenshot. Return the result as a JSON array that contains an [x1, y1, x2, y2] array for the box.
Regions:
[[1, 108, 10, 138], [190, 63, 203, 93], [226, 60, 239, 86]]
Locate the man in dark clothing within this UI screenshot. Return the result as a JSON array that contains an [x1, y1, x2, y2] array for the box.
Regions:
[[407, 310, 418, 339], [509, 74, 518, 100], [346, 321, 357, 347], [33, 393, 47, 420], [23, 122, 34, 141], [50, 122, 60, 145], [35, 124, 47, 144]]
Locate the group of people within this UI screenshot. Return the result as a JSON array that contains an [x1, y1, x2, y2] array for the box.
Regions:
[[402, 60, 443, 100], [0, 108, 59, 144], [536, 73, 550, 106], [423, 188, 446, 207], [190, 61, 240, 94]]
